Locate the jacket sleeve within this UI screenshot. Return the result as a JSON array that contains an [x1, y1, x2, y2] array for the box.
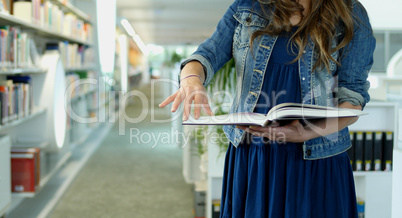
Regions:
[[180, 0, 239, 86], [336, 2, 376, 109]]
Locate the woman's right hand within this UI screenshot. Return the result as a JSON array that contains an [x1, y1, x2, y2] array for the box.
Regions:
[[158, 62, 214, 121]]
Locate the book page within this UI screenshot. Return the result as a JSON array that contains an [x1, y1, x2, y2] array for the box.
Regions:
[[267, 107, 367, 121], [183, 113, 267, 126]]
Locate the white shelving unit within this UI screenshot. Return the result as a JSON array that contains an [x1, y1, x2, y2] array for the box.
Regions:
[[0, 68, 47, 75], [0, 1, 114, 217], [392, 148, 402, 218], [0, 108, 46, 132], [0, 136, 11, 218], [348, 101, 398, 218], [49, 0, 92, 23], [206, 140, 225, 218], [201, 101, 399, 218], [0, 13, 91, 46]]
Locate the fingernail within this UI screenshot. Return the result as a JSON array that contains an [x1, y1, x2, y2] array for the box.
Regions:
[[195, 114, 200, 119]]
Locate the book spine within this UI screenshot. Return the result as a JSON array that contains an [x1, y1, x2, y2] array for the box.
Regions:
[[11, 147, 41, 193], [0, 87, 8, 124], [11, 152, 36, 193], [212, 200, 221, 218], [383, 132, 393, 171], [373, 132, 383, 171], [355, 132, 364, 171], [14, 83, 18, 119], [364, 132, 373, 171]]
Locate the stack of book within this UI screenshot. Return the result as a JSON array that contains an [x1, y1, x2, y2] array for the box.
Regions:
[[10, 147, 41, 194], [0, 26, 39, 70], [9, 0, 92, 42], [0, 75, 33, 125], [348, 131, 394, 172], [58, 41, 94, 69]]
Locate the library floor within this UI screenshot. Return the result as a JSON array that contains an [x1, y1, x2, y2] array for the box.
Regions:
[[50, 83, 194, 218]]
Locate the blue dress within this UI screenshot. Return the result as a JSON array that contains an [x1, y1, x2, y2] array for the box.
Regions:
[[220, 29, 358, 218]]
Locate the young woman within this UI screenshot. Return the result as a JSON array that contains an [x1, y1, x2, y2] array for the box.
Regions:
[[160, 0, 375, 217]]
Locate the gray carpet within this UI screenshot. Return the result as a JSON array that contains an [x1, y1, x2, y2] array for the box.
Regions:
[[50, 83, 194, 218]]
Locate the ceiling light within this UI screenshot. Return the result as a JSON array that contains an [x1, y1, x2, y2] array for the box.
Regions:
[[121, 19, 135, 36], [133, 35, 148, 55]]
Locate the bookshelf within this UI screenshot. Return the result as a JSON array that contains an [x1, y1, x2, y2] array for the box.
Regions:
[[0, 69, 46, 75], [347, 101, 398, 218], [49, 0, 91, 23], [11, 150, 72, 198], [0, 108, 46, 132], [0, 1, 114, 217], [0, 13, 90, 46]]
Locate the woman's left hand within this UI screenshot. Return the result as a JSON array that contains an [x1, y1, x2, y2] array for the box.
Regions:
[[237, 120, 310, 143]]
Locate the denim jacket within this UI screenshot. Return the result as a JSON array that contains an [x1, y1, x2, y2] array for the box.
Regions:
[[181, 0, 376, 160]]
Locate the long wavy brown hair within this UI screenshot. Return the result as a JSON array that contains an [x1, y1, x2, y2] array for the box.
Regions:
[[251, 0, 354, 72]]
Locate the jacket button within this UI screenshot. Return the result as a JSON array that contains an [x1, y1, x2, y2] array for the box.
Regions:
[[245, 17, 251, 23], [303, 50, 306, 53], [302, 77, 306, 81], [306, 149, 312, 157]]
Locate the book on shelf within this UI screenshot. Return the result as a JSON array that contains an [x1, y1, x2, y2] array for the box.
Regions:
[[58, 41, 94, 69], [0, 75, 33, 124], [183, 103, 367, 126], [354, 132, 364, 171], [0, 26, 39, 70], [364, 132, 373, 171], [0, 79, 16, 122], [11, 147, 41, 193], [0, 85, 9, 124], [7, 75, 33, 116], [5, 0, 92, 42], [350, 131, 394, 172], [373, 132, 383, 171], [212, 199, 221, 218], [383, 132, 393, 171], [357, 198, 365, 218]]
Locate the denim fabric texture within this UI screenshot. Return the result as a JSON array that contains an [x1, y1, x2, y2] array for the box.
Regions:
[[180, 0, 376, 160]]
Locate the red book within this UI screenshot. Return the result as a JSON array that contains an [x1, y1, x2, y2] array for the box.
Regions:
[[11, 148, 40, 193]]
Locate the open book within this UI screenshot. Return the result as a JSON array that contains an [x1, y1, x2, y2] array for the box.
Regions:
[[182, 103, 367, 127]]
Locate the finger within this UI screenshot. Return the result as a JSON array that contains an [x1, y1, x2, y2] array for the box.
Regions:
[[285, 120, 300, 127], [202, 97, 214, 116], [171, 90, 186, 112], [249, 125, 270, 132], [159, 91, 178, 108], [268, 121, 281, 127], [182, 92, 195, 121], [236, 125, 247, 130], [193, 92, 204, 119], [251, 127, 273, 138], [247, 128, 265, 137]]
